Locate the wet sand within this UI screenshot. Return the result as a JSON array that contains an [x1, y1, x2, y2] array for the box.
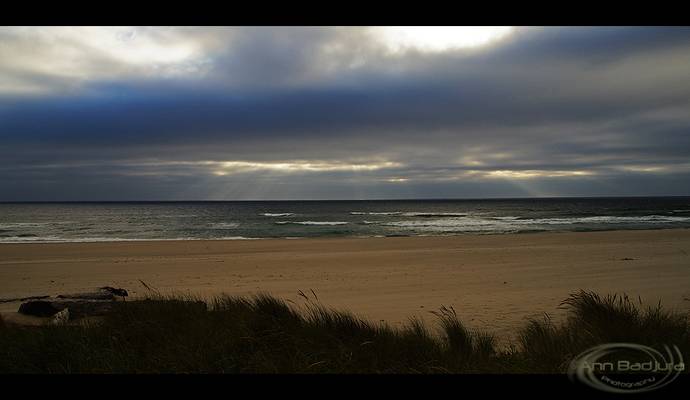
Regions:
[[1, 229, 690, 342]]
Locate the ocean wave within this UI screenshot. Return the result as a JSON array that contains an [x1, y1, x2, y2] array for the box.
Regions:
[[384, 217, 507, 231], [383, 214, 690, 233], [523, 215, 690, 225], [261, 213, 295, 217], [60, 226, 94, 232], [401, 212, 467, 217], [350, 211, 466, 217], [350, 212, 402, 215], [275, 221, 349, 226], [0, 236, 262, 243], [0, 222, 51, 229], [0, 235, 66, 242], [209, 222, 240, 229]]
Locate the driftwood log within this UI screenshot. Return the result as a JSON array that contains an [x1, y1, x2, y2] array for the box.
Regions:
[[56, 287, 129, 300], [0, 295, 51, 304], [17, 286, 129, 320], [18, 300, 116, 319], [56, 292, 116, 300]]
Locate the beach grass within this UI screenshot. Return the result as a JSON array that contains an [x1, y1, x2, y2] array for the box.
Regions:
[[517, 290, 690, 373], [0, 290, 687, 373]]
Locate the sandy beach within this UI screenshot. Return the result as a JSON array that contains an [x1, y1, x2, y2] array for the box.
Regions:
[[2, 229, 690, 342]]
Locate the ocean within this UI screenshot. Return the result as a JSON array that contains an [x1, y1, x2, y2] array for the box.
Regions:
[[1, 198, 690, 243]]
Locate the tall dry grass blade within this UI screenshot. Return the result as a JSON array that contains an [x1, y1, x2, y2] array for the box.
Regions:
[[138, 279, 160, 296]]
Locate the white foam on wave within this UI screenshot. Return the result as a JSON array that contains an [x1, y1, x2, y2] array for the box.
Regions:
[[0, 235, 65, 242], [525, 215, 690, 225], [275, 221, 349, 226], [350, 212, 402, 215], [262, 213, 295, 217], [209, 222, 240, 229], [401, 212, 467, 217], [384, 217, 512, 232], [383, 214, 690, 233], [0, 236, 262, 243], [351, 211, 466, 217], [0, 222, 52, 229]]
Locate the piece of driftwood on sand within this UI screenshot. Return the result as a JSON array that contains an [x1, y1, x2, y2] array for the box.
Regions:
[[16, 286, 129, 321]]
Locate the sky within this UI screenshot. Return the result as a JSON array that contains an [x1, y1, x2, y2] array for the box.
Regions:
[[1, 26, 690, 201]]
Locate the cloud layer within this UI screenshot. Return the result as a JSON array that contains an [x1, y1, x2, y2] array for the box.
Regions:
[[1, 26, 690, 200]]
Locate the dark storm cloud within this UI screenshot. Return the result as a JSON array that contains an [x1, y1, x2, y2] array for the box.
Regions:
[[1, 26, 690, 200]]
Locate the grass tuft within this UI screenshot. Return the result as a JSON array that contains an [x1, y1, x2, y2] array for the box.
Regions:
[[516, 291, 690, 373], [561, 290, 689, 349], [0, 290, 687, 373]]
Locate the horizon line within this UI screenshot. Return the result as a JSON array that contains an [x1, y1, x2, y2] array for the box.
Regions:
[[2, 195, 690, 203]]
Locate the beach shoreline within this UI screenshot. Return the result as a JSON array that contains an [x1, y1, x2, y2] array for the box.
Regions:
[[2, 229, 690, 342], [0, 225, 689, 244]]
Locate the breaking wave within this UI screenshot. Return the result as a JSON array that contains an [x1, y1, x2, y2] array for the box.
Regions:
[[275, 221, 349, 226], [0, 236, 261, 243], [350, 211, 466, 217], [350, 211, 402, 215], [209, 222, 240, 229], [401, 212, 467, 217], [383, 214, 690, 233]]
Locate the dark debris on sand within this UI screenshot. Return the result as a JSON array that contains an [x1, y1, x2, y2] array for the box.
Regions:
[[16, 286, 129, 321]]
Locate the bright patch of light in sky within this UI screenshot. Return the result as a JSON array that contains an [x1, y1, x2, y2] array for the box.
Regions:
[[376, 26, 514, 52], [210, 160, 402, 175], [484, 170, 595, 179], [0, 27, 203, 94], [57, 27, 198, 66]]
